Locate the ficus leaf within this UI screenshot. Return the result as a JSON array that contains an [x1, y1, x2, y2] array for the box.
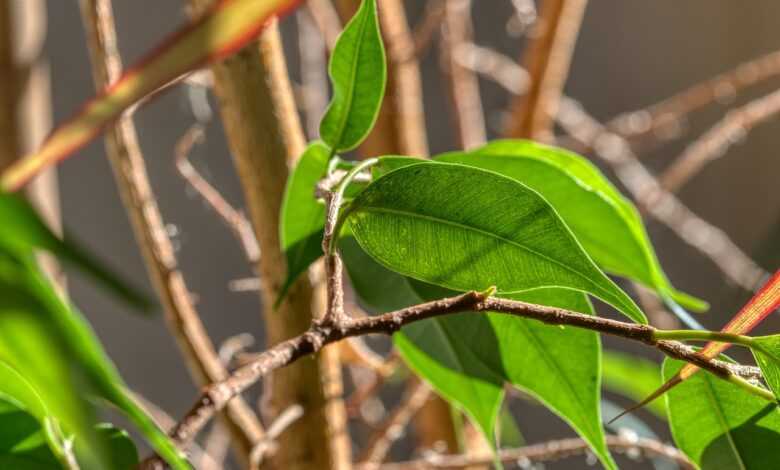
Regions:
[[346, 162, 646, 323], [341, 238, 616, 470], [0, 250, 188, 469], [319, 0, 386, 152], [1, 0, 302, 191], [435, 140, 707, 313], [277, 142, 330, 305], [664, 356, 780, 470], [750, 334, 780, 399]]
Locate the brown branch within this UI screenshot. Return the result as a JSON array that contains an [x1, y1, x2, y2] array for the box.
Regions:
[[440, 0, 486, 149], [373, 434, 695, 469], [358, 379, 432, 469], [660, 87, 780, 192], [77, 1, 265, 465], [504, 0, 587, 140], [307, 0, 342, 51], [297, 8, 330, 139], [556, 96, 769, 291], [184, 1, 351, 466], [0, 1, 20, 171], [609, 49, 780, 144], [174, 124, 260, 263], [141, 289, 763, 468]]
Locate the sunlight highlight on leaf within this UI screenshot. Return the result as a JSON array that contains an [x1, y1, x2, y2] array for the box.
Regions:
[[0, 0, 301, 192]]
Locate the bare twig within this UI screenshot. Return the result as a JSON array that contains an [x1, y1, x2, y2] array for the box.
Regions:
[[453, 42, 530, 95], [660, 87, 780, 192], [410, 0, 446, 60], [609, 49, 780, 144], [297, 8, 330, 139], [141, 289, 768, 467], [373, 434, 695, 469], [249, 405, 305, 469], [306, 0, 342, 51], [174, 124, 260, 263], [440, 0, 486, 149], [556, 96, 769, 291], [505, 0, 587, 140], [77, 1, 264, 464], [200, 424, 230, 470], [358, 379, 432, 469]]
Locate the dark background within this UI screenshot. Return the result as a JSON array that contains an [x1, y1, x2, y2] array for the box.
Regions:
[[39, 1, 780, 468]]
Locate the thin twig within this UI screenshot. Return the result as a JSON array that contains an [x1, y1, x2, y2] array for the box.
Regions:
[[660, 87, 780, 192], [609, 48, 780, 145], [140, 290, 767, 467], [249, 405, 305, 470], [372, 434, 695, 469], [77, 1, 264, 463], [297, 8, 330, 139], [504, 0, 587, 140], [306, 0, 342, 51], [410, 0, 446, 61], [556, 96, 769, 291], [440, 0, 486, 149], [358, 379, 432, 469], [174, 124, 260, 263]]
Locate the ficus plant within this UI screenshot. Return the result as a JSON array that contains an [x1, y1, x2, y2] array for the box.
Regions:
[[0, 0, 779, 469]]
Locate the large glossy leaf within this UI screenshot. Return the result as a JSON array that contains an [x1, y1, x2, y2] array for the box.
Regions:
[[664, 356, 780, 470], [346, 162, 646, 323], [601, 351, 665, 418], [0, 251, 188, 469], [319, 0, 386, 152], [0, 192, 149, 309], [1, 0, 301, 191], [278, 142, 329, 303], [435, 140, 707, 312], [341, 239, 616, 469]]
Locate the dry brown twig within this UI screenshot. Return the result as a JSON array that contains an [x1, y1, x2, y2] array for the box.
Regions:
[[174, 124, 260, 263], [77, 1, 265, 464], [660, 87, 780, 192], [372, 434, 695, 469], [358, 379, 432, 470]]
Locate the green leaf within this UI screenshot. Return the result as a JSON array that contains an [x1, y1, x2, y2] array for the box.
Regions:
[[664, 356, 780, 469], [751, 335, 780, 399], [278, 142, 330, 304], [319, 0, 386, 152], [0, 192, 150, 310], [0, 396, 139, 470], [341, 241, 615, 469], [0, 251, 188, 469], [435, 140, 707, 312], [346, 162, 646, 323], [601, 350, 666, 418]]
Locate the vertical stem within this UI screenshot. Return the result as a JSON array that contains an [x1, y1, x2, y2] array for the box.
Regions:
[[78, 0, 265, 466], [0, 1, 19, 172], [187, 2, 351, 468], [505, 0, 587, 140], [441, 0, 486, 149]]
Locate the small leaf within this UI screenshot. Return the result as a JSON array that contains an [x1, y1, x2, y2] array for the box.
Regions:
[[1, 0, 302, 191], [751, 335, 780, 399], [346, 162, 646, 323], [319, 0, 386, 152], [278, 142, 330, 304], [601, 351, 666, 418], [436, 140, 707, 312], [0, 192, 151, 310], [664, 356, 780, 469]]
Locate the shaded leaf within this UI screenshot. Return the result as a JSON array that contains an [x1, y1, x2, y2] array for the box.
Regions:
[[319, 0, 386, 152], [342, 240, 615, 469], [436, 140, 706, 312], [751, 334, 780, 399], [278, 142, 329, 304], [0, 192, 150, 309], [1, 0, 301, 191], [0, 250, 187, 469], [664, 356, 780, 470], [346, 162, 646, 323]]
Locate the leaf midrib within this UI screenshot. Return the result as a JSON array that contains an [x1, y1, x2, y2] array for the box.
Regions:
[[355, 205, 613, 301]]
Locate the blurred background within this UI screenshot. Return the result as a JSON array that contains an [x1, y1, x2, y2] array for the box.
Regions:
[[5, 0, 780, 468]]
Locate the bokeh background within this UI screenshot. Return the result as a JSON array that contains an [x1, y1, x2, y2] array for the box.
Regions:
[[29, 1, 780, 468]]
